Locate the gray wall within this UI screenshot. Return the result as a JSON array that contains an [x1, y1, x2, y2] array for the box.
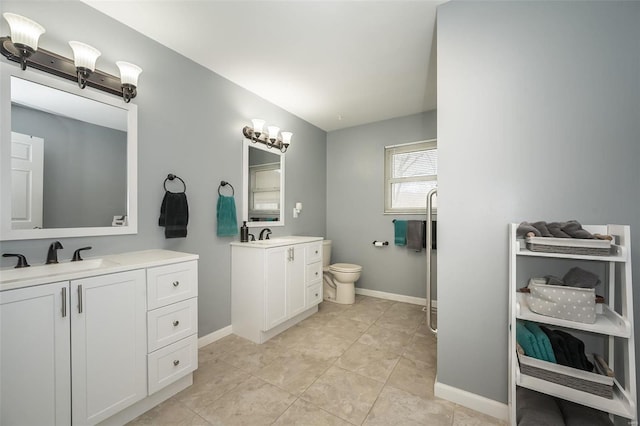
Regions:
[[0, 1, 327, 336], [326, 111, 437, 299], [12, 105, 127, 228], [437, 1, 640, 404]]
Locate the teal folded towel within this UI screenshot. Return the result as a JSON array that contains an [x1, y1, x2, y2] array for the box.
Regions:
[[394, 220, 407, 246], [217, 195, 238, 237], [524, 321, 557, 363], [516, 321, 543, 360]]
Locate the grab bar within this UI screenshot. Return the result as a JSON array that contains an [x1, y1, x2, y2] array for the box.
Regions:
[[426, 188, 437, 335]]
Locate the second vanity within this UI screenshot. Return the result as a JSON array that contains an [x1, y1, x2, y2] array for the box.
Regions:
[[231, 236, 323, 344], [0, 249, 198, 426]]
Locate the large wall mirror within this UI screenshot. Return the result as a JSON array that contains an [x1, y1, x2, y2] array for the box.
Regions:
[[0, 63, 137, 241], [242, 139, 285, 228]]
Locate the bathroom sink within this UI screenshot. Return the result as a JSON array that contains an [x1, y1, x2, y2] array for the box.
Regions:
[[247, 238, 297, 246], [0, 258, 118, 284]]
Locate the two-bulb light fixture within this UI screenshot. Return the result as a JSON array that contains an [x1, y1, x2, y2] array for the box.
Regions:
[[1, 13, 142, 103], [242, 119, 293, 153]]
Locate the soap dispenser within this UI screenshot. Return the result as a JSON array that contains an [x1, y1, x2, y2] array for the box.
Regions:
[[240, 221, 249, 242]]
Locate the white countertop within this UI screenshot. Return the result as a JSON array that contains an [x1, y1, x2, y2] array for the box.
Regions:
[[230, 236, 323, 248], [0, 249, 199, 292]]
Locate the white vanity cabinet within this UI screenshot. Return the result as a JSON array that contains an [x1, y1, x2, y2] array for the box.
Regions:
[[0, 249, 199, 426], [231, 236, 323, 344], [146, 261, 198, 395], [1, 281, 71, 426], [0, 270, 146, 426], [71, 270, 147, 425]]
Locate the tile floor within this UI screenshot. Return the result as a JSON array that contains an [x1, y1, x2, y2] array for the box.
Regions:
[[129, 295, 506, 425]]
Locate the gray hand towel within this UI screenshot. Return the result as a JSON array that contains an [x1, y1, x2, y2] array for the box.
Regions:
[[407, 220, 423, 252]]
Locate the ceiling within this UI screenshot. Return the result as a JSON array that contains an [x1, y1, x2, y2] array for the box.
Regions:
[[83, 1, 443, 132]]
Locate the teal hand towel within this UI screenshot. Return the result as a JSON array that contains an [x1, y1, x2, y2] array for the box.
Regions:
[[217, 195, 238, 237], [394, 220, 407, 246], [516, 321, 543, 360], [524, 321, 557, 363]]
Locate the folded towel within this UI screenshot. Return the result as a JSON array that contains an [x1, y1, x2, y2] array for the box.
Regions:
[[557, 399, 614, 426], [523, 321, 557, 363], [394, 220, 407, 246], [563, 267, 601, 288], [217, 195, 238, 237], [541, 326, 593, 371], [407, 220, 423, 252], [159, 191, 189, 238], [516, 321, 544, 360]]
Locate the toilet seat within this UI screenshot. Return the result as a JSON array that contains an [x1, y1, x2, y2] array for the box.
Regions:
[[329, 263, 362, 273]]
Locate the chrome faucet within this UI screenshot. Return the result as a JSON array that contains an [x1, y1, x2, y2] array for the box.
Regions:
[[46, 241, 63, 264], [259, 228, 272, 240]]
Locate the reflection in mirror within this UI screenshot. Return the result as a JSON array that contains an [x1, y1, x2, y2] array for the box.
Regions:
[[242, 139, 285, 227], [0, 64, 137, 241]]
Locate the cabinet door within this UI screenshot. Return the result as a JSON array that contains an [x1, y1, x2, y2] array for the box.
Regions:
[[71, 270, 146, 425], [1, 281, 71, 426], [264, 247, 288, 330], [287, 244, 306, 318]]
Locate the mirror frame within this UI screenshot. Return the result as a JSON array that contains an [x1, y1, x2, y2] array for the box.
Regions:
[[0, 62, 138, 241], [242, 139, 285, 228]]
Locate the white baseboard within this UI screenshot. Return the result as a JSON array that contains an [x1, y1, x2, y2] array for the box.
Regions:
[[434, 380, 509, 421], [355, 287, 427, 306], [198, 325, 233, 348]]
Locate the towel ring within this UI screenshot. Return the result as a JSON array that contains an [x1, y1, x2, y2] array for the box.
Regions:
[[164, 174, 186, 193], [218, 181, 234, 196]]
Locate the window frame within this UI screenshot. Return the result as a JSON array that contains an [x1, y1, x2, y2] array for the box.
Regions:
[[384, 139, 437, 214]]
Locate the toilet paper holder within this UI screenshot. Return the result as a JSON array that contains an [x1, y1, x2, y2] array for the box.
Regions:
[[372, 240, 389, 247]]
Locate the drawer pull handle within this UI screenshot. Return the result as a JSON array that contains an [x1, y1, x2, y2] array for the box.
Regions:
[[173, 281, 180, 287], [173, 320, 180, 327], [173, 360, 180, 366]]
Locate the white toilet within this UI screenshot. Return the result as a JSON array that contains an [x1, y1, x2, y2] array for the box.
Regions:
[[322, 240, 362, 304]]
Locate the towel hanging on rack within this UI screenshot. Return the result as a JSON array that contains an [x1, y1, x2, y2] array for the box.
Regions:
[[217, 180, 238, 237], [393, 219, 407, 246], [159, 174, 188, 238]]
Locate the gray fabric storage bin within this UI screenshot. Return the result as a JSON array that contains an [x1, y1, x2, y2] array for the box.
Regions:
[[527, 278, 596, 324]]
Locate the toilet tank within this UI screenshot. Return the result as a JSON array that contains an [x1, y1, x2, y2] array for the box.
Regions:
[[322, 240, 332, 267]]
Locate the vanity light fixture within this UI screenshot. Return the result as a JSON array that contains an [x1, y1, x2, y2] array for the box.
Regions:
[[242, 119, 293, 153], [1, 12, 142, 103], [116, 61, 143, 103], [68, 41, 101, 89], [1, 13, 45, 70]]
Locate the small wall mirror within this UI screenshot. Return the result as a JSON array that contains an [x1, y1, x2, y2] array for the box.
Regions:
[[242, 139, 285, 227], [0, 63, 137, 241]]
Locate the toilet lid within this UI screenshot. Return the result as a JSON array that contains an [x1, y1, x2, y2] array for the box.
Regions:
[[329, 263, 362, 273]]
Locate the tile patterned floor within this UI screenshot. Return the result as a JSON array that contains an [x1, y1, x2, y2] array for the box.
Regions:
[[129, 295, 506, 425]]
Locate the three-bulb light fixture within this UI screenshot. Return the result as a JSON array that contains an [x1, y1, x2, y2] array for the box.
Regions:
[[1, 13, 142, 103], [242, 119, 293, 153]]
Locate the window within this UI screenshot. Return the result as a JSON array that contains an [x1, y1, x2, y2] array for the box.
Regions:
[[384, 139, 437, 214]]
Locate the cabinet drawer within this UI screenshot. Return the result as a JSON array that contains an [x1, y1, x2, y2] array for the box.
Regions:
[[306, 283, 322, 308], [148, 298, 198, 352], [147, 261, 198, 309], [305, 261, 322, 284], [148, 334, 198, 395], [305, 242, 322, 264]]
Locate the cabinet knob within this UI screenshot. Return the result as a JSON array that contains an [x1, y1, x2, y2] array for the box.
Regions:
[[173, 320, 180, 327], [315, 272, 318, 276], [173, 281, 180, 287], [315, 293, 319, 297], [315, 250, 318, 254], [173, 360, 180, 366]]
